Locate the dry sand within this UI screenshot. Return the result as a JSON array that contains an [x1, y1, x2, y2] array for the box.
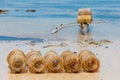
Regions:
[[0, 40, 120, 80]]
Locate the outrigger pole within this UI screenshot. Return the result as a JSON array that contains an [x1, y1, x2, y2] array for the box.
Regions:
[[51, 8, 105, 34]]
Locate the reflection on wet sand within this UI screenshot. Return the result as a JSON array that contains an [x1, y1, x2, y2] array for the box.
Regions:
[[77, 27, 92, 51], [8, 72, 100, 80], [78, 26, 92, 42], [78, 31, 92, 42]]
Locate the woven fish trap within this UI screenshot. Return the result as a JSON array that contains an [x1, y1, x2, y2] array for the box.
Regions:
[[78, 50, 100, 72], [7, 49, 26, 73], [44, 50, 64, 73], [26, 50, 46, 73], [61, 51, 82, 73]]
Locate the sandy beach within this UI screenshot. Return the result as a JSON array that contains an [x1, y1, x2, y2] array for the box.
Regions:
[[0, 0, 120, 80], [0, 40, 120, 80]]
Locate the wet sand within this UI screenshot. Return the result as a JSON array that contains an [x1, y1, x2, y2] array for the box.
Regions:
[[8, 73, 100, 80], [0, 40, 120, 80]]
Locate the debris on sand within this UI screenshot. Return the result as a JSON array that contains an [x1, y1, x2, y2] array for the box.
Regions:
[[90, 40, 112, 46], [77, 39, 112, 47], [29, 41, 36, 46], [100, 40, 112, 44], [60, 43, 67, 47], [89, 41, 99, 45], [105, 46, 109, 49], [43, 44, 57, 48], [43, 42, 68, 48]]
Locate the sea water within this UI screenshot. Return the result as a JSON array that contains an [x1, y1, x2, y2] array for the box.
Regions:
[[0, 0, 120, 41]]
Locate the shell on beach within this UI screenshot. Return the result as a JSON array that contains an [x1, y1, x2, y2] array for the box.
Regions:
[[61, 51, 82, 73], [44, 50, 64, 73], [78, 50, 100, 72], [26, 50, 46, 73], [7, 49, 27, 73]]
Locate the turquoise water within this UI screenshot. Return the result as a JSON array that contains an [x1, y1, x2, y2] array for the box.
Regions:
[[0, 0, 120, 41]]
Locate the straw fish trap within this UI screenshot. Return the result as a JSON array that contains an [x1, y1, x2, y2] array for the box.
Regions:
[[61, 51, 82, 73], [44, 51, 63, 73], [77, 8, 92, 24], [26, 51, 46, 73], [7, 49, 26, 73], [78, 50, 100, 72]]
